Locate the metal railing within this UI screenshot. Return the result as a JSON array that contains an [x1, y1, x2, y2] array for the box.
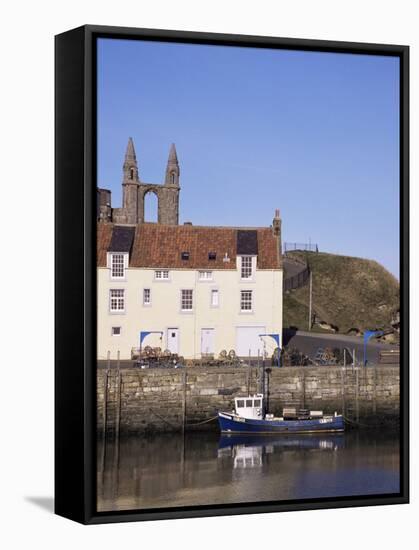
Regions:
[[284, 242, 319, 253], [284, 266, 310, 291]]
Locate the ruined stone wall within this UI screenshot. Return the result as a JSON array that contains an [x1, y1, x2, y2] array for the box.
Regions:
[[136, 184, 179, 225], [97, 365, 400, 434]]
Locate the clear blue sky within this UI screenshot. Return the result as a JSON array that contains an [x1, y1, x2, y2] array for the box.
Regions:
[[97, 38, 400, 278]]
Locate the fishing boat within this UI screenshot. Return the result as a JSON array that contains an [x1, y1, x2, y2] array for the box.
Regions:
[[218, 394, 344, 434]]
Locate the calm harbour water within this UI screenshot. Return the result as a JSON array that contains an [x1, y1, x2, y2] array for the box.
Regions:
[[97, 429, 400, 512]]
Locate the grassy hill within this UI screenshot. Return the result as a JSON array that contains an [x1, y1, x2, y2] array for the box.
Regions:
[[283, 251, 399, 334]]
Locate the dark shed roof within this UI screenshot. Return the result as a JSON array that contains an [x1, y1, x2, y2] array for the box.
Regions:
[[237, 230, 258, 255], [108, 225, 135, 253]]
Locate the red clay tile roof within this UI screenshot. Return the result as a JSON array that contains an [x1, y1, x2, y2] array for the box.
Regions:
[[97, 223, 112, 266], [97, 223, 281, 269]]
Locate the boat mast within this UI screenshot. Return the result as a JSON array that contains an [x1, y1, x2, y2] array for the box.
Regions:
[[262, 338, 266, 415]]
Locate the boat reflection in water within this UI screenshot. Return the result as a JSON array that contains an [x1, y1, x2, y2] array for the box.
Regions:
[[97, 429, 399, 512], [218, 434, 344, 470]]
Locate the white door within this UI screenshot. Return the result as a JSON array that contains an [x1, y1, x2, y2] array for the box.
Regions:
[[201, 328, 214, 355], [167, 328, 179, 354], [236, 326, 265, 357]]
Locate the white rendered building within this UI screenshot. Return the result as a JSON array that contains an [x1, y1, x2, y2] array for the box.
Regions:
[[97, 217, 283, 360]]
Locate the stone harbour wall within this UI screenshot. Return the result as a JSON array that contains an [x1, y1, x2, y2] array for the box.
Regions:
[[97, 365, 400, 434]]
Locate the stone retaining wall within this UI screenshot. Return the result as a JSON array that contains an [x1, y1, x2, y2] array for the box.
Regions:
[[97, 365, 399, 434]]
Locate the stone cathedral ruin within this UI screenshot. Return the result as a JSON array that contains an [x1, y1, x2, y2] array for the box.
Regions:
[[97, 137, 180, 225]]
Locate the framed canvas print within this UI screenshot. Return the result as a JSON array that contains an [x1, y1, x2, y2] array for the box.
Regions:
[[55, 25, 409, 524]]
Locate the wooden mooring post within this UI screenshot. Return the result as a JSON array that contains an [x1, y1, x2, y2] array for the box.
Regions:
[[340, 364, 345, 418], [115, 351, 122, 443], [355, 366, 360, 424], [100, 366, 109, 477], [301, 367, 306, 410], [102, 351, 111, 439], [181, 369, 187, 435], [308, 270, 313, 331]]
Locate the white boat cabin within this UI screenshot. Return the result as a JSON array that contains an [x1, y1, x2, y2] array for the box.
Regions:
[[234, 394, 264, 419]]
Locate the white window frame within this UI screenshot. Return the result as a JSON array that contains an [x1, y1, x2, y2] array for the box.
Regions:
[[154, 269, 170, 281], [111, 326, 121, 336], [143, 288, 152, 306], [109, 289, 125, 313], [210, 288, 219, 308], [180, 289, 193, 312], [240, 289, 253, 312], [240, 255, 253, 280], [198, 270, 213, 281], [108, 252, 128, 280]]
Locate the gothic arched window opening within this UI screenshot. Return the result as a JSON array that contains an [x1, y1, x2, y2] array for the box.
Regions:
[[144, 190, 158, 223]]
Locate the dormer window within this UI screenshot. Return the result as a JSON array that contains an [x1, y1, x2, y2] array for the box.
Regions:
[[171, 172, 175, 184], [130, 168, 135, 180], [237, 231, 258, 278], [181, 251, 190, 261], [241, 256, 253, 279], [240, 256, 253, 279], [110, 253, 126, 279]]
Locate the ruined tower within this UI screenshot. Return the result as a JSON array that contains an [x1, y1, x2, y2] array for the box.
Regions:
[[108, 138, 180, 225], [165, 143, 180, 186], [158, 143, 180, 224], [121, 137, 140, 225]]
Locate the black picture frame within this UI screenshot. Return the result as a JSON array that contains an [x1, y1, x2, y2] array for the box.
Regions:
[[55, 24, 409, 524]]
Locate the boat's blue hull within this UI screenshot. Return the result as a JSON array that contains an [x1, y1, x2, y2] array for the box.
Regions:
[[218, 412, 344, 434]]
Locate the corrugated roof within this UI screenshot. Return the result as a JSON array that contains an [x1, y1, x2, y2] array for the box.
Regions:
[[97, 223, 281, 269]]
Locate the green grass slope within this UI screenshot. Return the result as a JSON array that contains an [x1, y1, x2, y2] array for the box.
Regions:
[[283, 251, 399, 334]]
